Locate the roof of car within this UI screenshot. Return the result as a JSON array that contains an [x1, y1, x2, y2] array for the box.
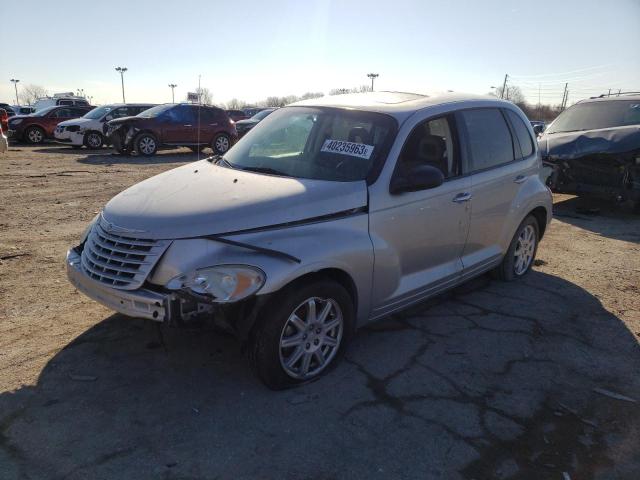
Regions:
[[290, 91, 510, 119], [579, 94, 640, 104]]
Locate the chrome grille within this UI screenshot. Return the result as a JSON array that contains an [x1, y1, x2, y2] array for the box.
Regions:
[[81, 220, 169, 290]]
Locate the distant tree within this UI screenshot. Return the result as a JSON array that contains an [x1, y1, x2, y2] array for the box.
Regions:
[[226, 98, 246, 109], [19, 84, 48, 105], [493, 84, 525, 104], [329, 85, 371, 96], [301, 92, 324, 100]]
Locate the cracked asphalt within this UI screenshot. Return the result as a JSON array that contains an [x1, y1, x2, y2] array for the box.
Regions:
[[1, 146, 639, 479]]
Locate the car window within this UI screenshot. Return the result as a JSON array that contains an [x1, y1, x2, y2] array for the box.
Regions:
[[396, 115, 459, 179], [112, 107, 133, 118], [460, 108, 514, 171], [505, 110, 534, 158], [58, 100, 73, 106], [72, 108, 89, 117], [165, 105, 196, 124], [199, 107, 222, 123], [52, 108, 73, 118]]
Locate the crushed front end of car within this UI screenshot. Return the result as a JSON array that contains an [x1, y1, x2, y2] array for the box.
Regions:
[[540, 126, 640, 209]]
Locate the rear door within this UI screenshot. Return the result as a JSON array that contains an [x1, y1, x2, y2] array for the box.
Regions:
[[457, 108, 538, 277]]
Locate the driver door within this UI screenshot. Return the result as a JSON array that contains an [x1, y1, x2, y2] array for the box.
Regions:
[[368, 114, 471, 320]]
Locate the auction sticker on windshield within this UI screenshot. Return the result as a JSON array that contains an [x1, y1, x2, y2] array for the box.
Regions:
[[320, 139, 374, 160]]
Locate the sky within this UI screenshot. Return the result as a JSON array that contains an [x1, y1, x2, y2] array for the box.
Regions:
[[1, 0, 639, 107]]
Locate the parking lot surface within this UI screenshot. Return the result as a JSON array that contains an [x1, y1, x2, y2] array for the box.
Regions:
[[1, 145, 639, 479]]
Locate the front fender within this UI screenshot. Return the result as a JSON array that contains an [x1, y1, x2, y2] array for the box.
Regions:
[[148, 213, 374, 324]]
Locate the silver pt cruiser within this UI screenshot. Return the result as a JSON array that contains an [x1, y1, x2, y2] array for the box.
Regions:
[[67, 92, 552, 389]]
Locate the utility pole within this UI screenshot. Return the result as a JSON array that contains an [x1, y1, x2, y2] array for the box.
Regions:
[[500, 74, 508, 99], [10, 79, 20, 105], [168, 83, 177, 103], [115, 67, 128, 103], [367, 73, 379, 92]]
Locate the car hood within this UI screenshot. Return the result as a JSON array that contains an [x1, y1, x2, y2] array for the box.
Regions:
[[235, 119, 259, 126], [539, 125, 640, 161], [107, 116, 142, 126], [57, 117, 94, 127], [102, 160, 368, 240]]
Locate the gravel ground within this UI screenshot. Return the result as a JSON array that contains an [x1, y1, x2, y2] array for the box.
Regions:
[[1, 145, 639, 480]]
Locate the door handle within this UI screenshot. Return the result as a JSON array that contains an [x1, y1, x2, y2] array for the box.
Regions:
[[184, 124, 192, 127], [452, 192, 472, 203], [514, 175, 527, 184]]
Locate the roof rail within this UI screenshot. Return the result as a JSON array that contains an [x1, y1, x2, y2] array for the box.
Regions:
[[590, 90, 640, 99]]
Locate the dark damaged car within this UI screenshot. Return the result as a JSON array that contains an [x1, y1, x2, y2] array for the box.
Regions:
[[539, 95, 640, 210], [105, 103, 237, 156]]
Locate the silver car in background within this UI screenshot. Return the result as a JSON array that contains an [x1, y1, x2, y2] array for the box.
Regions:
[[66, 92, 552, 389]]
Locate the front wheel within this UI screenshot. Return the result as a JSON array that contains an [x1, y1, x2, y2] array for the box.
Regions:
[[25, 126, 45, 144], [83, 131, 103, 149], [494, 215, 540, 281], [134, 133, 158, 156], [248, 279, 354, 390], [212, 133, 231, 154]]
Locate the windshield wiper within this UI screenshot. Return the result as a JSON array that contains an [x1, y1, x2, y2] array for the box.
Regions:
[[207, 155, 235, 169], [239, 166, 290, 177]]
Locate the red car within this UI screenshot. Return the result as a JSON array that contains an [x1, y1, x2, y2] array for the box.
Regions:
[[7, 105, 94, 144], [0, 108, 8, 133], [225, 109, 248, 122]]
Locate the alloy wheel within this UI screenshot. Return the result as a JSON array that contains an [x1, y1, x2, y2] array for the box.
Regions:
[[514, 224, 536, 275], [279, 297, 343, 379], [215, 135, 230, 153], [28, 129, 43, 143], [87, 133, 101, 148], [139, 137, 156, 155]]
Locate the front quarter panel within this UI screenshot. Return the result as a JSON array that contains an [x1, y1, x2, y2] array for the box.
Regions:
[[148, 213, 374, 325]]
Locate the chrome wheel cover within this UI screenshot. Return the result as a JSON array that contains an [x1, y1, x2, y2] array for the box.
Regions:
[[28, 129, 43, 143], [215, 135, 229, 153], [279, 297, 343, 380], [514, 224, 536, 275], [139, 136, 156, 154], [87, 133, 101, 148]]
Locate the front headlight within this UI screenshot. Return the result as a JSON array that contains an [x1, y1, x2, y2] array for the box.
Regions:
[[168, 265, 265, 303]]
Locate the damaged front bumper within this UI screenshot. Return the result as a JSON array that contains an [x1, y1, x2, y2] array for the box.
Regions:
[[67, 248, 169, 321]]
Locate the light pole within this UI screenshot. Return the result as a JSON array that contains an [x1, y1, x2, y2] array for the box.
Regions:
[[10, 79, 20, 105], [168, 83, 177, 103], [115, 67, 128, 103], [367, 73, 379, 92], [77, 88, 85, 98]]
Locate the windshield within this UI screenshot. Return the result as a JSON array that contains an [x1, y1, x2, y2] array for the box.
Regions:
[[32, 106, 57, 116], [83, 106, 113, 119], [223, 106, 397, 182], [547, 100, 640, 133], [137, 104, 175, 118], [251, 109, 276, 121]]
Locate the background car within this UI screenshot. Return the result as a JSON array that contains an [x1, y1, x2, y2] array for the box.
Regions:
[[11, 106, 36, 115], [0, 103, 16, 116], [235, 107, 277, 138], [55, 103, 156, 149], [530, 120, 546, 135], [7, 105, 94, 144], [32, 93, 90, 111], [225, 109, 248, 122], [539, 94, 640, 210], [105, 103, 237, 156]]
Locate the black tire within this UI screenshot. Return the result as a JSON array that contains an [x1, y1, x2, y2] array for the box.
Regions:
[[211, 133, 231, 154], [83, 131, 103, 149], [494, 215, 540, 281], [133, 133, 158, 156], [25, 126, 45, 144], [248, 278, 355, 390]]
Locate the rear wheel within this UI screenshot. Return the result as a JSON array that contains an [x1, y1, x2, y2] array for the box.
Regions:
[[495, 215, 539, 281], [134, 133, 157, 156], [25, 126, 45, 144], [83, 131, 103, 149], [248, 278, 354, 390], [212, 133, 230, 154]]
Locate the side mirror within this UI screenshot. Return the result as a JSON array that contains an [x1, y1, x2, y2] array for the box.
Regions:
[[390, 164, 445, 194], [104, 115, 113, 122]]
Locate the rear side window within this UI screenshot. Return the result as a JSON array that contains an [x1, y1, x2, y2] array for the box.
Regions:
[[505, 110, 534, 158], [460, 109, 514, 171]]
